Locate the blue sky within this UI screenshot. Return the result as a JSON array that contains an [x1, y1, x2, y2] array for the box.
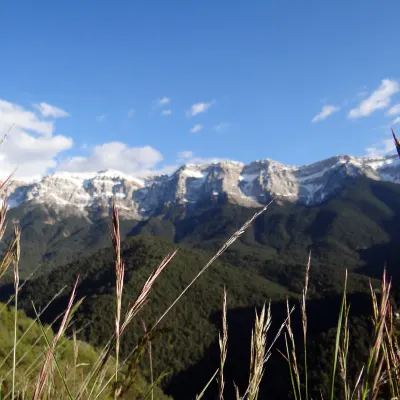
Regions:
[[1, 0, 400, 179]]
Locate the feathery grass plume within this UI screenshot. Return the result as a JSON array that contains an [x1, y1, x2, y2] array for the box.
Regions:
[[219, 288, 228, 400], [120, 250, 177, 335], [79, 270, 175, 398], [382, 302, 400, 398], [0, 197, 8, 242], [358, 269, 392, 400], [247, 303, 271, 400], [32, 277, 80, 400], [83, 204, 177, 399], [11, 225, 21, 400], [110, 199, 125, 393], [392, 128, 400, 158], [150, 200, 274, 333], [0, 220, 21, 281], [0, 170, 15, 194]]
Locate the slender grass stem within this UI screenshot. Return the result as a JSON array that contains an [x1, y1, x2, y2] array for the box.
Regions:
[[11, 226, 21, 400], [330, 270, 348, 400]]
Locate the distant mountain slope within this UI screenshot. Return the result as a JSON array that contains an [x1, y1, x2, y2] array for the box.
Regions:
[[2, 175, 400, 281], [117, 177, 400, 282], [3, 154, 400, 221]]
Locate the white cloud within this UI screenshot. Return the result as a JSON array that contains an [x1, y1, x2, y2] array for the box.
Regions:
[[177, 151, 194, 160], [96, 115, 106, 122], [154, 97, 170, 108], [176, 150, 222, 166], [190, 124, 203, 133], [33, 102, 70, 118], [58, 142, 164, 175], [392, 117, 400, 125], [127, 108, 135, 118], [161, 109, 172, 116], [159, 97, 170, 106], [365, 138, 394, 158], [213, 122, 231, 132], [312, 104, 340, 122], [0, 99, 73, 180], [0, 100, 53, 137], [387, 104, 400, 116], [186, 100, 216, 117], [349, 79, 399, 118]]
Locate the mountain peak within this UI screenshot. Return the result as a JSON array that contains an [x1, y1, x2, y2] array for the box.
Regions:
[[4, 153, 400, 219]]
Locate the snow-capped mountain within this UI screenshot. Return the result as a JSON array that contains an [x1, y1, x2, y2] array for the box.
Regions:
[[4, 154, 400, 220]]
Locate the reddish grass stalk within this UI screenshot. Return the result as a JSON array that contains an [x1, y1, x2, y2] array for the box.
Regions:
[[110, 200, 125, 390], [32, 277, 79, 400], [120, 250, 177, 335]]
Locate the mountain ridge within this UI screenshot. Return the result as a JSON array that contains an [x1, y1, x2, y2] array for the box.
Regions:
[[3, 153, 400, 220]]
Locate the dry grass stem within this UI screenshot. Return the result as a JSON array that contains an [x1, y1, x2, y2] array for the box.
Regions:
[[32, 277, 80, 400], [218, 288, 228, 400], [150, 200, 274, 333]]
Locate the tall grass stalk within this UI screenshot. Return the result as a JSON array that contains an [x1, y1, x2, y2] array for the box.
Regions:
[[338, 296, 350, 400], [218, 288, 228, 400], [359, 269, 392, 400], [301, 251, 311, 400], [329, 270, 347, 400], [142, 321, 154, 400], [150, 200, 274, 334], [11, 225, 21, 400], [285, 298, 302, 400], [32, 303, 75, 400], [32, 277, 80, 400], [247, 303, 270, 400], [110, 200, 124, 395], [0, 286, 66, 372], [196, 369, 219, 400]]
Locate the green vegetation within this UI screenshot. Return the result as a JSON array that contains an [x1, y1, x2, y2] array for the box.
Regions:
[[1, 176, 400, 398], [12, 235, 384, 399], [0, 302, 171, 399], [17, 236, 290, 386]]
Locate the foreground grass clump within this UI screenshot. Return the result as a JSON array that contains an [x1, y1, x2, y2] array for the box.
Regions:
[[0, 302, 171, 399]]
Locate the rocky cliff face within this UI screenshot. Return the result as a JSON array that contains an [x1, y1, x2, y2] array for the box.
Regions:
[[3, 154, 400, 220]]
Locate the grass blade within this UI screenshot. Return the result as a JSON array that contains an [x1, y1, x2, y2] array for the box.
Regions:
[[329, 269, 348, 400]]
